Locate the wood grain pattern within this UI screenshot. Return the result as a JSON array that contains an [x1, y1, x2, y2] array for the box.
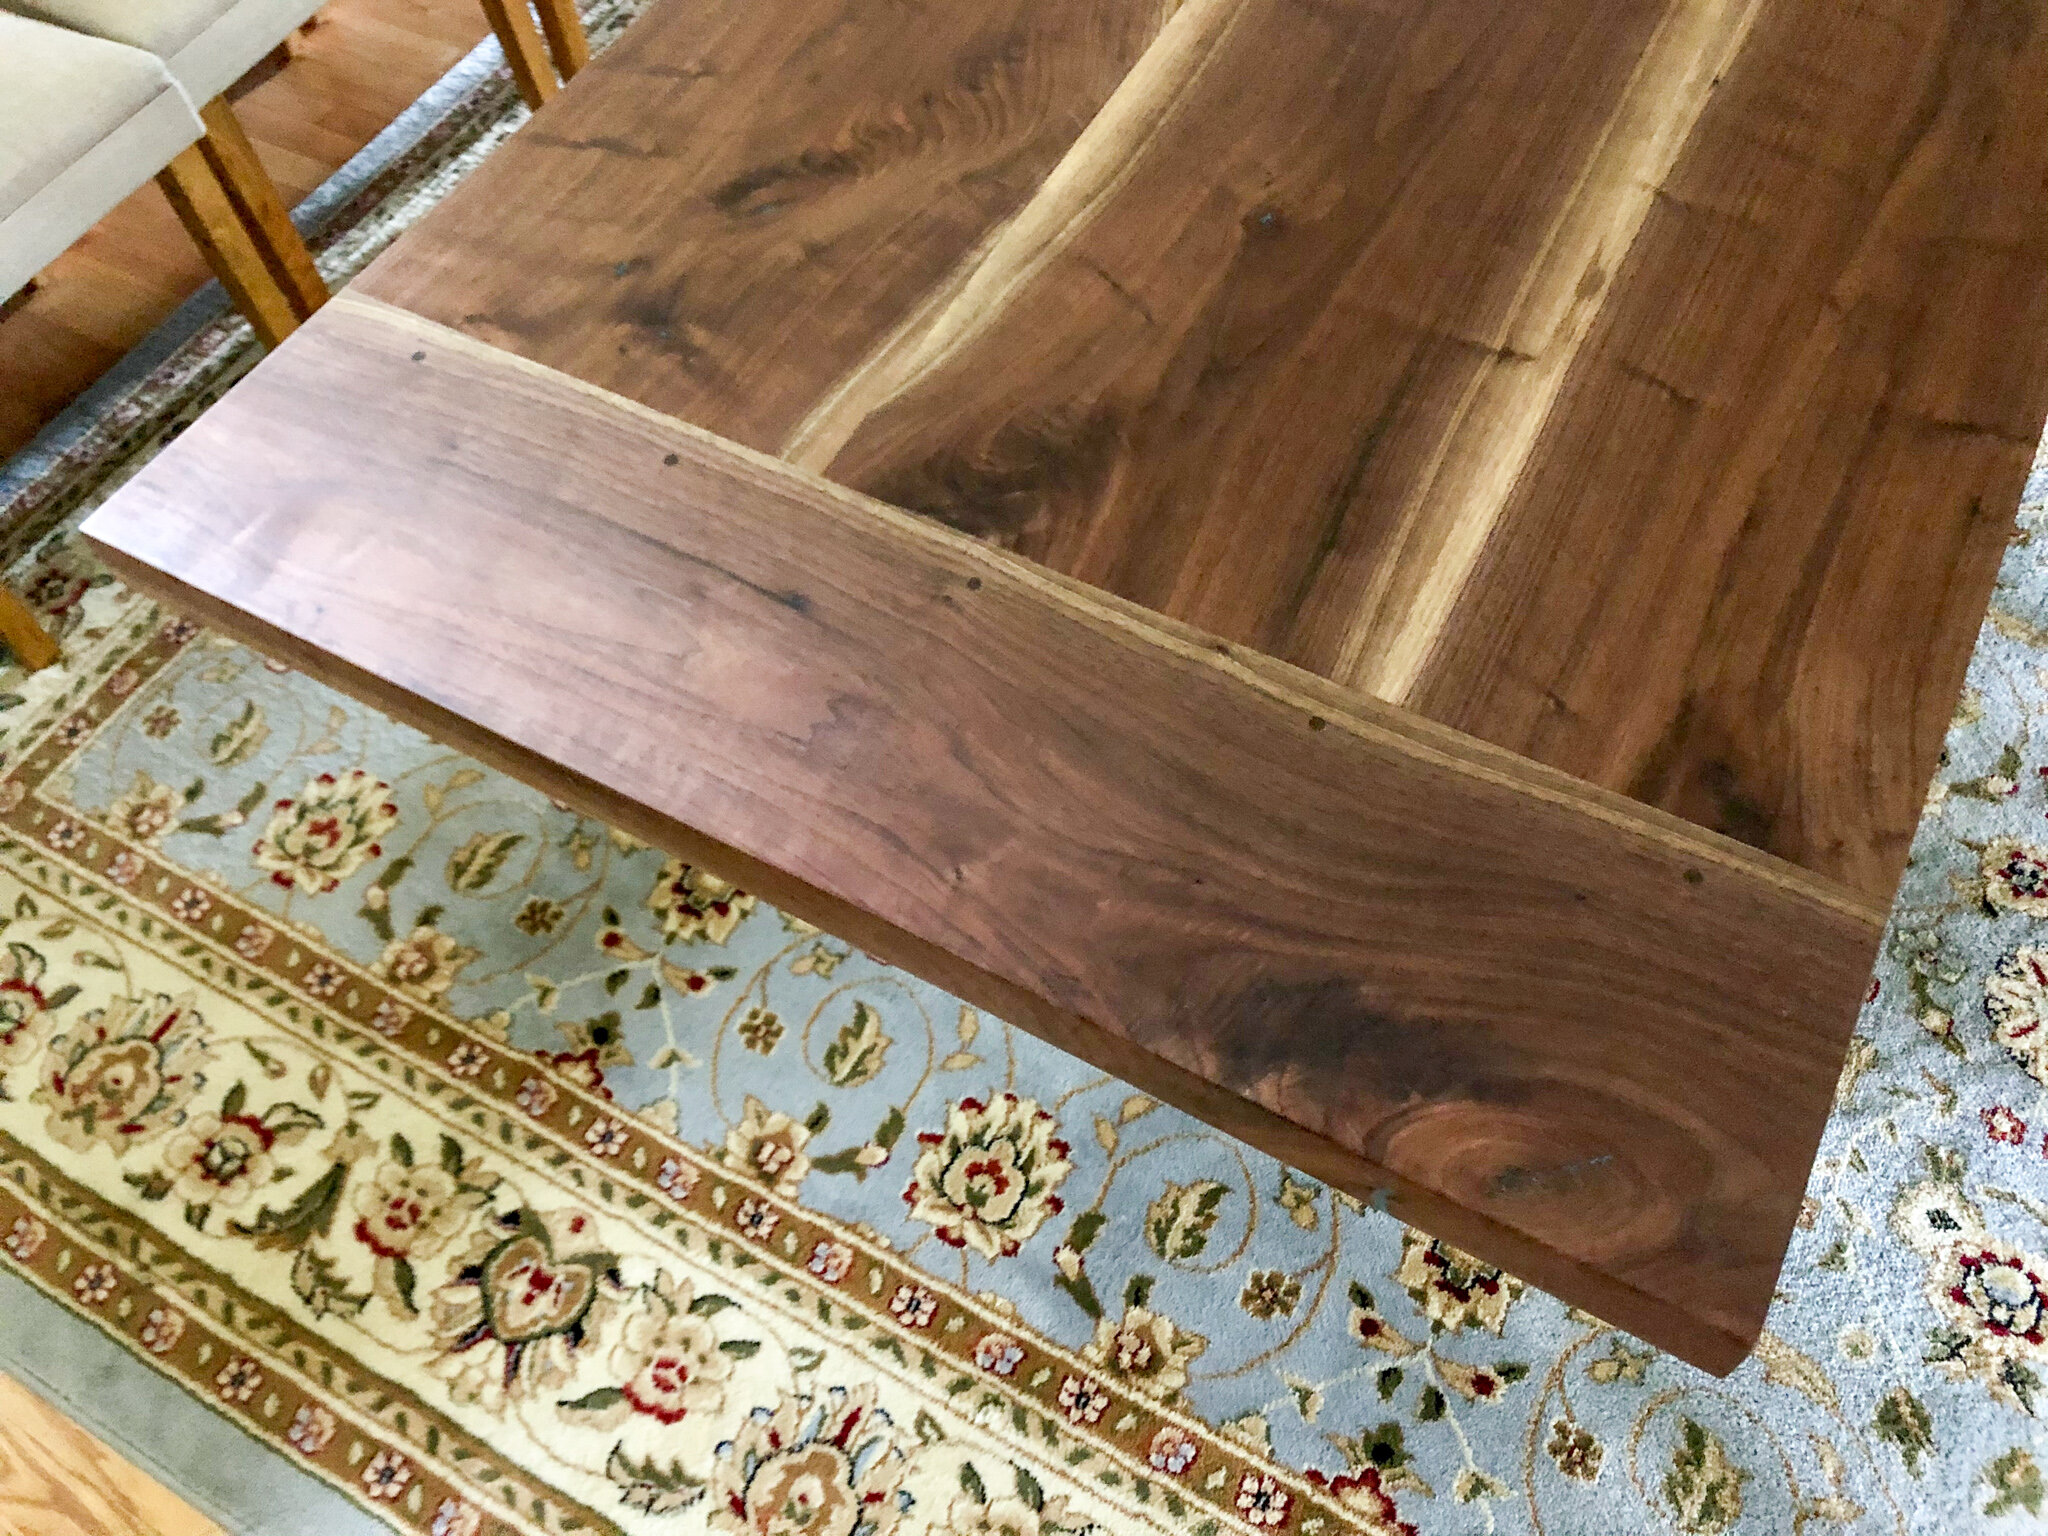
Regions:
[[0, 1375, 224, 1536], [1401, 0, 2048, 900], [807, 0, 1752, 649], [532, 0, 590, 80], [193, 96, 330, 325], [357, 0, 2046, 901], [354, 0, 1177, 446], [476, 0, 558, 108], [84, 293, 1888, 1373], [154, 143, 303, 350]]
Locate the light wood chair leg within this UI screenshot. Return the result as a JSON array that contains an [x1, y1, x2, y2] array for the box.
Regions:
[[477, 0, 559, 110], [0, 586, 58, 672], [156, 144, 300, 349], [531, 0, 589, 81], [194, 97, 327, 322]]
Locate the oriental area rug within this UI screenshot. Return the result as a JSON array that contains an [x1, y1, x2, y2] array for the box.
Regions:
[[6, 16, 2048, 1536]]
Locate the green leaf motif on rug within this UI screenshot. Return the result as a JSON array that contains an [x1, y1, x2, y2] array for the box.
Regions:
[[1663, 1418, 1749, 1535], [1985, 1448, 2046, 1518], [207, 700, 269, 765], [1145, 1178, 1228, 1261], [604, 1444, 706, 1516], [177, 779, 267, 837], [446, 830, 525, 893], [822, 1000, 890, 1088], [1874, 1385, 1934, 1476]]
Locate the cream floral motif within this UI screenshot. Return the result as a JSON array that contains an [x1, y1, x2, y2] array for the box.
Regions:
[[363, 1449, 412, 1499], [533, 1250, 748, 1516], [251, 769, 398, 894], [646, 858, 754, 945], [351, 1157, 489, 1262], [1148, 1426, 1197, 1476], [147, 1081, 323, 1217], [808, 1239, 853, 1284], [1895, 1172, 2048, 1412], [33, 992, 210, 1155], [138, 1306, 184, 1354], [427, 1205, 624, 1409], [1057, 1373, 1110, 1425], [104, 770, 179, 847], [287, 1403, 336, 1455], [1934, 1240, 2048, 1405], [1983, 838, 2048, 915], [1236, 1471, 1292, 1529], [514, 1075, 557, 1117], [723, 1094, 812, 1197], [733, 1195, 778, 1241], [592, 1271, 735, 1428], [655, 1155, 697, 1201], [708, 1384, 911, 1536], [375, 925, 478, 1002], [160, 1108, 280, 1209], [1083, 1302, 1206, 1399], [1986, 946, 2048, 1084], [1391, 1230, 1522, 1335], [974, 1333, 1025, 1376], [903, 1094, 1072, 1259], [889, 1284, 937, 1328], [3, 1213, 44, 1261], [215, 1356, 261, 1402]]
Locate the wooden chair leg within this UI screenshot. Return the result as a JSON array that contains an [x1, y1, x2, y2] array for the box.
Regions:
[[194, 97, 327, 322], [531, 0, 589, 81], [477, 0, 558, 110], [157, 144, 300, 349], [0, 586, 58, 673]]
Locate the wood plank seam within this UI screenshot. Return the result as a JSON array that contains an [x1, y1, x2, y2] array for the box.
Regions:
[[1343, 0, 1769, 699], [780, 0, 1252, 468]]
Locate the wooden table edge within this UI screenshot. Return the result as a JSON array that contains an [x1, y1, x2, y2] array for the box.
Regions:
[[83, 294, 1899, 1373], [84, 533, 1766, 1374]]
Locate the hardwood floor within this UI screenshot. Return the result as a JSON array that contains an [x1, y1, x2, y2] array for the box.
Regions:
[[0, 0, 491, 460], [0, 1374, 225, 1536]]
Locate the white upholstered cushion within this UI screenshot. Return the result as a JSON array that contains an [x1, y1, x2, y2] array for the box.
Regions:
[[4, 0, 327, 101], [0, 12, 203, 299]]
